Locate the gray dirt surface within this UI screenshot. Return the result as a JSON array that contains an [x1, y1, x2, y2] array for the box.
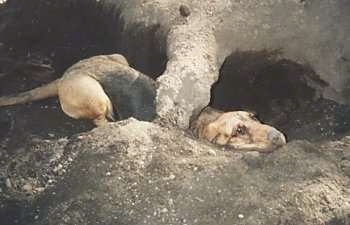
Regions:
[[1, 119, 349, 225]]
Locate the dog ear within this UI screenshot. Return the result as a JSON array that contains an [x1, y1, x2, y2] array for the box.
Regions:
[[246, 110, 258, 118], [249, 110, 256, 116], [236, 106, 258, 119]]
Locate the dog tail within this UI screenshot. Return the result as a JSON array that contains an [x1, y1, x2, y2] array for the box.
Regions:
[[0, 79, 60, 106]]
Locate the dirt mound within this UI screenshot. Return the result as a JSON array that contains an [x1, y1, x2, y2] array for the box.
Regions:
[[0, 119, 349, 225]]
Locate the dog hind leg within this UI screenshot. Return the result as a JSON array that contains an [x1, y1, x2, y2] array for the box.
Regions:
[[58, 75, 114, 126]]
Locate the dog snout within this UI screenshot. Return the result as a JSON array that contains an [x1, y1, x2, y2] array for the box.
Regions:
[[267, 129, 286, 146]]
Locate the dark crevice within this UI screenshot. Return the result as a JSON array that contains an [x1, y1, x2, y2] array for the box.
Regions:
[[0, 0, 167, 78], [210, 50, 350, 141]]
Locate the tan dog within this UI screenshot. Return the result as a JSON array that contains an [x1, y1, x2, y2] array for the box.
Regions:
[[191, 107, 286, 152], [0, 54, 157, 126], [0, 54, 286, 152]]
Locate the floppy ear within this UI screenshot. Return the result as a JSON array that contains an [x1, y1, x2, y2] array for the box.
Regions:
[[245, 110, 262, 122], [201, 122, 219, 142], [247, 110, 257, 118], [219, 117, 241, 136], [201, 114, 242, 145]]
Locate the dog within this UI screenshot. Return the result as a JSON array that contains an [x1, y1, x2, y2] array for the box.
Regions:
[[0, 54, 286, 152]]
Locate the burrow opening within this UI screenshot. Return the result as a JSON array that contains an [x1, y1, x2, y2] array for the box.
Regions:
[[0, 0, 167, 78], [0, 0, 168, 150], [210, 50, 350, 141]]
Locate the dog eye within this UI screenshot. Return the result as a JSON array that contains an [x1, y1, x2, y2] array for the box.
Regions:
[[236, 125, 247, 135]]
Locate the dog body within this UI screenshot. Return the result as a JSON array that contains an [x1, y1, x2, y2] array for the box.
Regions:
[[0, 54, 156, 125], [0, 54, 285, 152]]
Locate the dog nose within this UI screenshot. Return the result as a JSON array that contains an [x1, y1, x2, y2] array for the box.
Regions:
[[267, 129, 286, 146]]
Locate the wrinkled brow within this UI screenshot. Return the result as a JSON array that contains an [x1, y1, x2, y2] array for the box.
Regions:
[[235, 113, 252, 121]]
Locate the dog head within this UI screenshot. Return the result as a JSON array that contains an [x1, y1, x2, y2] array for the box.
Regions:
[[195, 109, 286, 152]]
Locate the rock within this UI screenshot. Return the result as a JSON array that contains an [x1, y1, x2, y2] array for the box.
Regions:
[[5, 178, 11, 189], [22, 183, 33, 193], [179, 5, 191, 17]]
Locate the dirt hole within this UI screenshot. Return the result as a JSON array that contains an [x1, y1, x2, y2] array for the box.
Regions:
[[0, 0, 167, 150], [210, 50, 350, 141]]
